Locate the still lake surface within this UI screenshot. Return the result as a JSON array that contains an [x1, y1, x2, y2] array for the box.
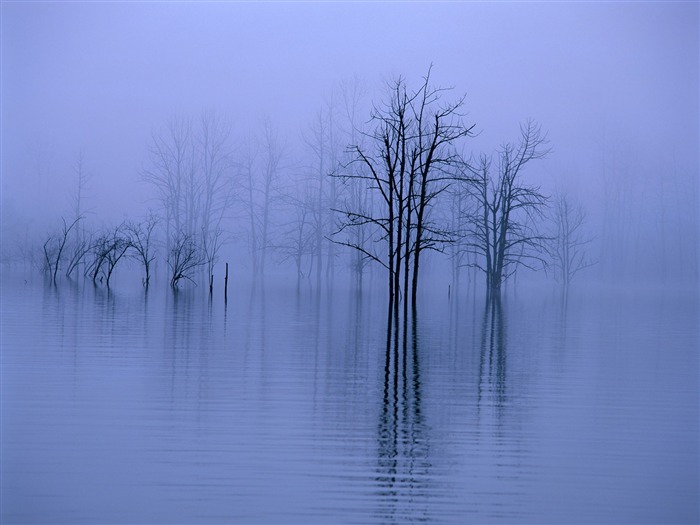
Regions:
[[2, 274, 698, 524]]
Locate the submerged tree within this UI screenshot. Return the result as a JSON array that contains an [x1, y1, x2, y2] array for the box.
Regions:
[[68, 150, 92, 277], [102, 225, 131, 288], [197, 110, 235, 289], [142, 115, 194, 244], [87, 224, 130, 287], [168, 232, 203, 288], [64, 229, 93, 279], [142, 111, 234, 268], [461, 120, 550, 297], [548, 191, 596, 297], [125, 214, 159, 287], [274, 182, 316, 286], [43, 216, 81, 284], [335, 68, 474, 318], [335, 78, 374, 288], [242, 119, 285, 278]]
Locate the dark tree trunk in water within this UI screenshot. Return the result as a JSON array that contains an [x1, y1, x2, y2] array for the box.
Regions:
[[224, 262, 229, 304], [332, 68, 474, 320]]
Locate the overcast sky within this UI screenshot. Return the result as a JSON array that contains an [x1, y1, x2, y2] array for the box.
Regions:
[[2, 1, 698, 229]]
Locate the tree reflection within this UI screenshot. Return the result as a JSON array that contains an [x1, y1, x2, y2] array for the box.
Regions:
[[375, 312, 431, 522], [478, 296, 507, 417]]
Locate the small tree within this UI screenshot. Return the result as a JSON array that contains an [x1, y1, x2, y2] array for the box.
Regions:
[[43, 216, 81, 284], [87, 224, 130, 287], [125, 214, 159, 287], [87, 234, 109, 284], [103, 225, 130, 288], [168, 232, 203, 288], [65, 229, 93, 279]]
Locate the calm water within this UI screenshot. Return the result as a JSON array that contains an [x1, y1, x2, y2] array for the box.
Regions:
[[1, 275, 698, 524]]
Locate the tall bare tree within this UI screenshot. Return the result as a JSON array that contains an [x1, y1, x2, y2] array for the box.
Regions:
[[142, 111, 234, 285], [304, 106, 330, 286], [461, 120, 550, 297], [196, 110, 235, 289], [240, 137, 261, 275], [143, 115, 195, 245], [334, 68, 474, 319], [64, 150, 93, 278], [71, 150, 92, 227], [335, 76, 373, 288], [273, 182, 316, 286], [242, 119, 285, 278]]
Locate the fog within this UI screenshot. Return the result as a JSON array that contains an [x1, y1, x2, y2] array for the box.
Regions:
[[2, 2, 698, 287], [2, 4, 699, 523]]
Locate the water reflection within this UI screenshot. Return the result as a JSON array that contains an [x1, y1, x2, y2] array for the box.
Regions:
[[376, 314, 431, 522], [3, 277, 697, 524], [165, 286, 197, 353], [478, 297, 507, 417]]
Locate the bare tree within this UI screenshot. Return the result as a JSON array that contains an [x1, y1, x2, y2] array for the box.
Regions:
[[303, 92, 344, 287], [71, 150, 92, 226], [43, 216, 81, 284], [102, 225, 130, 288], [168, 232, 203, 288], [64, 229, 93, 279], [339, 171, 376, 288], [87, 224, 130, 287], [202, 226, 224, 295], [447, 183, 474, 292], [87, 234, 109, 285], [196, 110, 235, 279], [142, 115, 195, 246], [143, 111, 234, 283], [240, 137, 261, 275], [258, 119, 284, 277], [242, 119, 285, 278], [548, 191, 596, 296], [336, 77, 373, 287], [273, 182, 316, 286], [125, 214, 159, 287], [334, 68, 473, 318], [407, 72, 474, 308], [304, 106, 330, 286], [461, 120, 550, 297], [195, 112, 233, 295]]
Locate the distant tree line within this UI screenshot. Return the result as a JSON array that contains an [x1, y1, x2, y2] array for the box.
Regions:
[[16, 68, 604, 306]]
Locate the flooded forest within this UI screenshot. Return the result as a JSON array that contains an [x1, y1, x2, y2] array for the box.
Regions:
[[2, 2, 698, 524]]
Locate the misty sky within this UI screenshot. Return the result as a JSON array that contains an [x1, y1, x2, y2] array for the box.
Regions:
[[2, 1, 698, 231]]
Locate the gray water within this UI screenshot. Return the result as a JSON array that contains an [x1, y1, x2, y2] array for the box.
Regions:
[[2, 275, 698, 524]]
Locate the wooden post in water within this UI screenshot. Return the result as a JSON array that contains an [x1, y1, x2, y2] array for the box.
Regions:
[[224, 262, 229, 304]]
